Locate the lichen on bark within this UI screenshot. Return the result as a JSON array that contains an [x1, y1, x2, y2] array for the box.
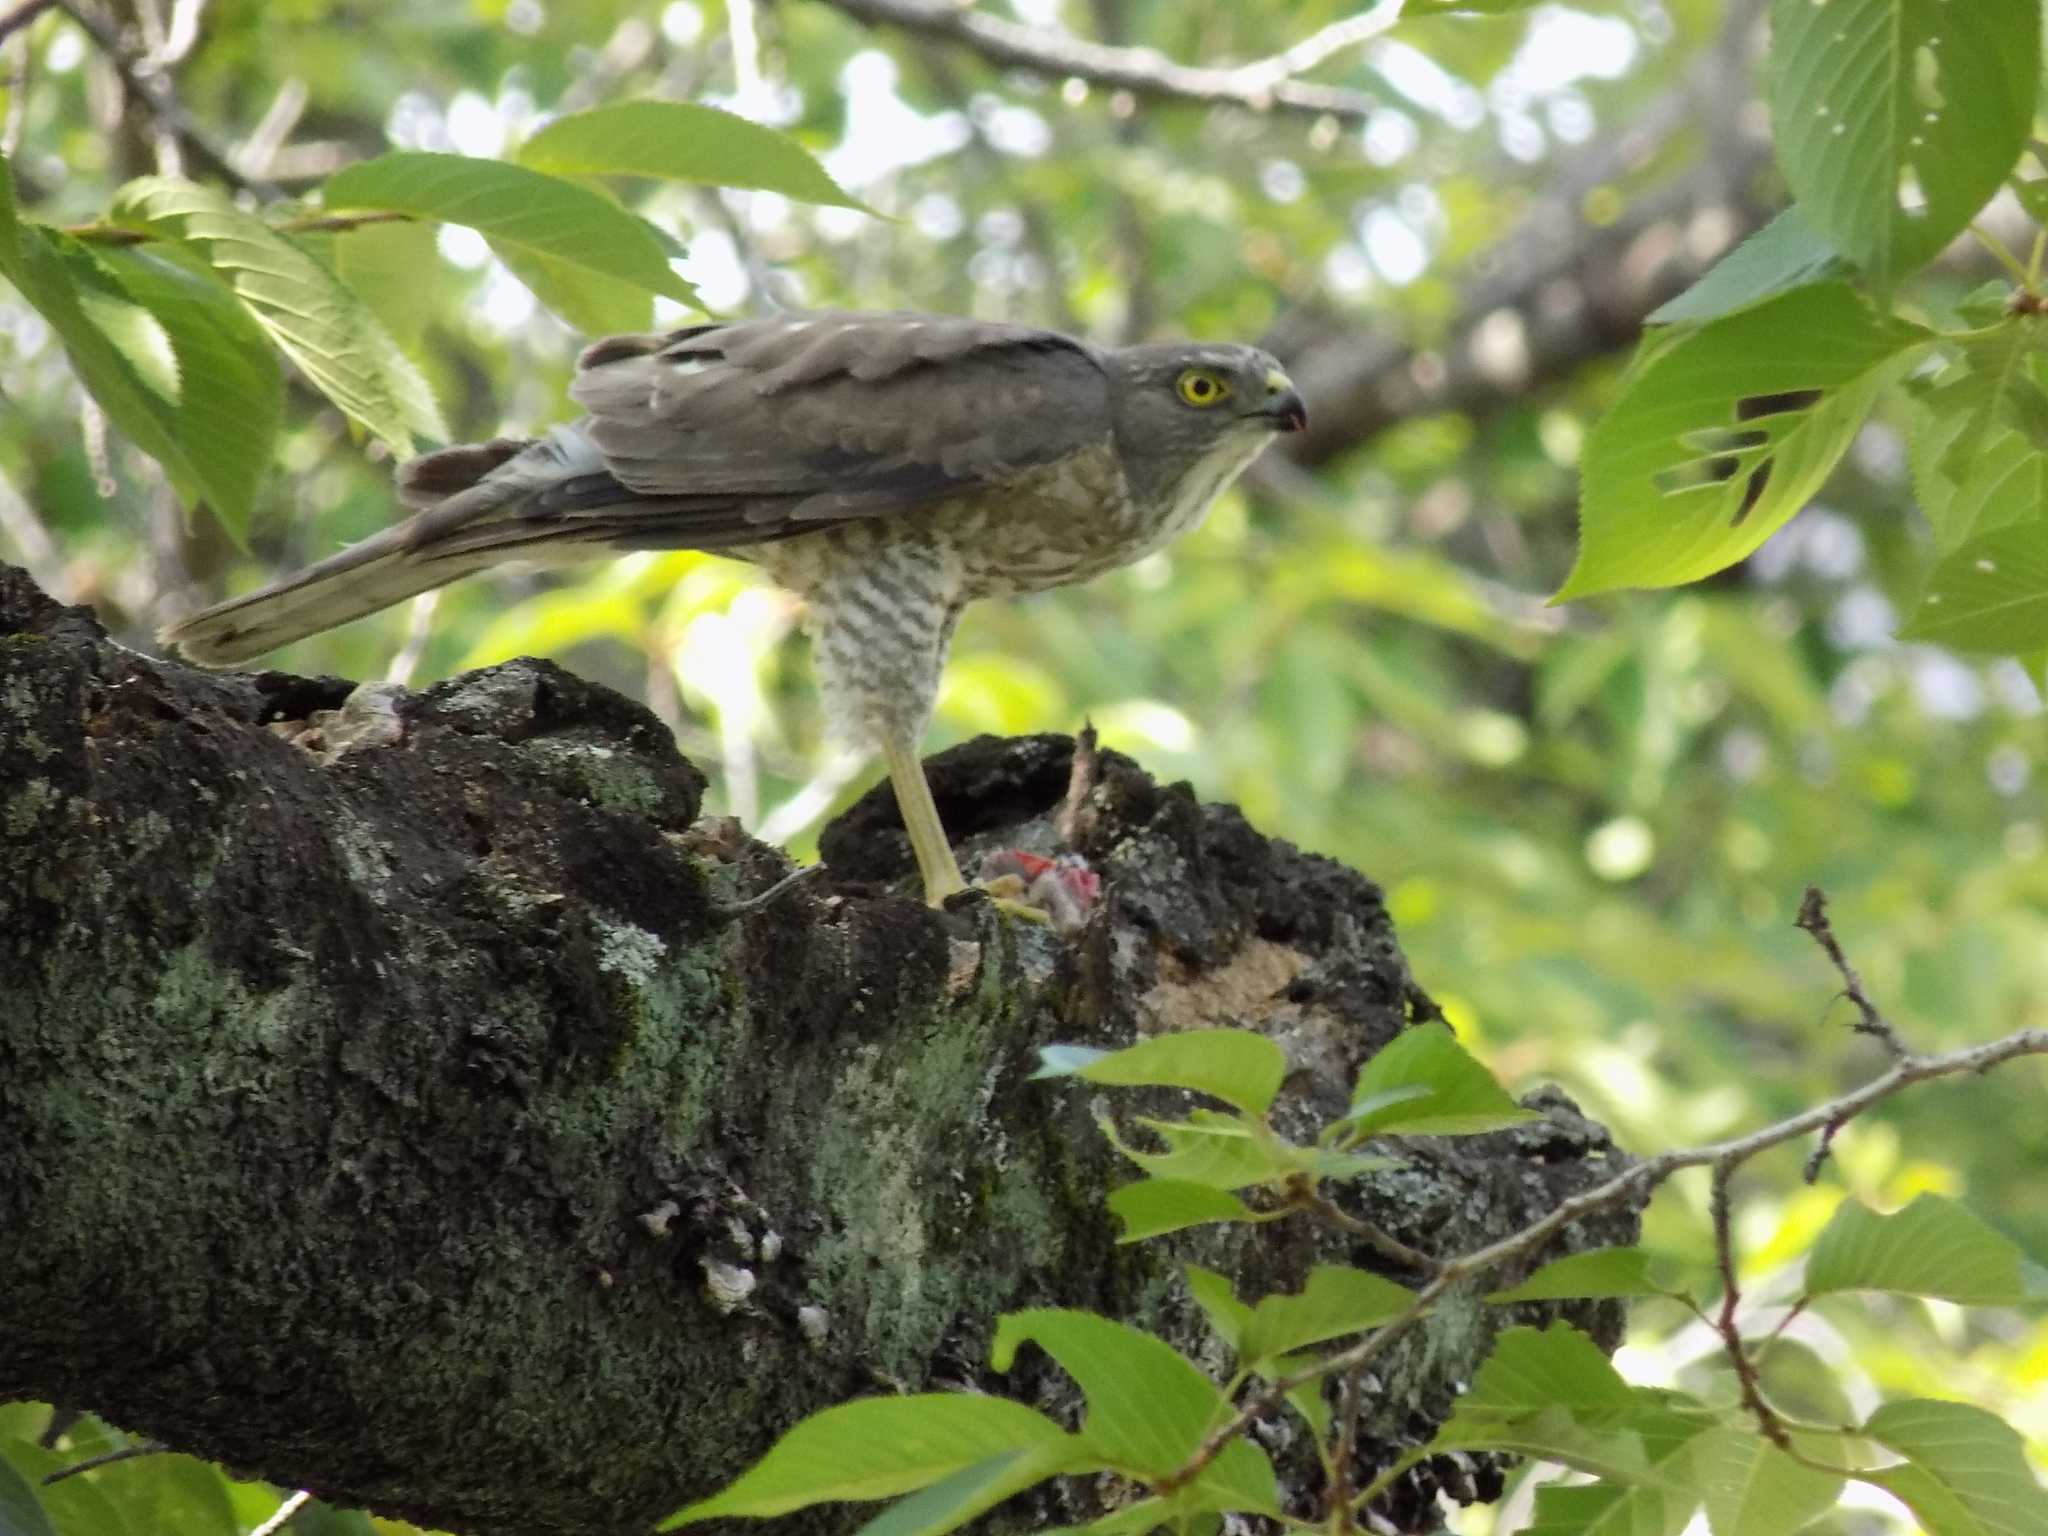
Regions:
[[0, 563, 1641, 1536]]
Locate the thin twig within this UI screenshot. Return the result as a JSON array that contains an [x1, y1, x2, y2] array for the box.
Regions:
[[42, 1440, 165, 1484], [1710, 1158, 1792, 1451], [1298, 1186, 1439, 1277], [1795, 886, 1908, 1062], [819, 0, 1394, 123], [250, 1489, 313, 1536]]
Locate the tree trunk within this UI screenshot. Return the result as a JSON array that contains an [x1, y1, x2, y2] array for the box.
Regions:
[[0, 563, 1641, 1535]]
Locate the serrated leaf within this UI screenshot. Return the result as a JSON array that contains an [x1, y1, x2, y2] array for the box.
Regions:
[[1804, 1194, 2041, 1304], [1340, 1024, 1536, 1139], [516, 101, 866, 211], [659, 1395, 1075, 1527], [1921, 321, 2048, 484], [1488, 1248, 1679, 1304], [321, 152, 695, 319], [1648, 207, 1851, 327], [108, 177, 442, 452], [1032, 1030, 1287, 1116], [1697, 1428, 1843, 1536], [96, 245, 283, 541], [1107, 1179, 1254, 1242], [333, 217, 443, 349], [1861, 1399, 2048, 1536], [1447, 1324, 1638, 1422], [1182, 1266, 1251, 1352], [1899, 525, 2048, 653], [1769, 0, 2039, 294], [991, 1310, 1222, 1476], [1103, 1110, 1293, 1190], [1560, 284, 1930, 598], [1910, 412, 2048, 553], [1238, 1265, 1415, 1366]]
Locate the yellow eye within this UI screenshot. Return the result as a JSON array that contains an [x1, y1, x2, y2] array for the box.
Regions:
[[1175, 369, 1231, 408]]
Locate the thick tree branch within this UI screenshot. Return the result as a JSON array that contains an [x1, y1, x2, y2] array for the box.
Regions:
[[0, 563, 1639, 1536], [816, 0, 1388, 122]]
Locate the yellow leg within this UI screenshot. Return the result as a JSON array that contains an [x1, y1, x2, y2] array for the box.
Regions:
[[881, 736, 968, 906]]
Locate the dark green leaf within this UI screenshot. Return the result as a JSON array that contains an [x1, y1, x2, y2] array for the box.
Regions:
[[0, 1449, 57, 1536], [516, 101, 866, 210], [1769, 0, 2039, 293]]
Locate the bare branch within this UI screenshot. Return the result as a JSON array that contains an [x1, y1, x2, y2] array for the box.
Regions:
[[1796, 885, 1910, 1062], [818, 0, 1389, 122]]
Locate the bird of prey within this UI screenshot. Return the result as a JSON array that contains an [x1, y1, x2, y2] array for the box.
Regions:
[[165, 310, 1307, 909]]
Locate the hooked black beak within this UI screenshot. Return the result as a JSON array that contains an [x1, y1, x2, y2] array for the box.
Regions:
[[1256, 369, 1307, 432]]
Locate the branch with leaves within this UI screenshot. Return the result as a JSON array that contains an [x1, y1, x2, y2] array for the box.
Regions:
[[673, 890, 2048, 1536]]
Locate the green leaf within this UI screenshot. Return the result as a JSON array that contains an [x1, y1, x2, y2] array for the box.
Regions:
[[1803, 1194, 2042, 1305], [1521, 1480, 1693, 1536], [1861, 1399, 2048, 1536], [108, 177, 443, 453], [1238, 1265, 1416, 1365], [1106, 1179, 1254, 1242], [850, 1451, 1071, 1536], [1560, 284, 1930, 598], [1920, 322, 2048, 485], [0, 1439, 130, 1536], [1768, 0, 2039, 294], [1102, 1110, 1293, 1190], [1697, 1429, 1843, 1536], [332, 217, 443, 349], [516, 101, 865, 210], [1487, 1248, 1679, 1304], [89, 1453, 235, 1536], [1031, 1030, 1287, 1116], [1910, 410, 2048, 554], [1182, 1266, 1250, 1352], [1445, 1324, 1638, 1421], [1899, 525, 2048, 654], [0, 148, 21, 265], [321, 152, 695, 317], [660, 1394, 1075, 1527], [96, 244, 283, 541], [991, 1310, 1222, 1476], [489, 242, 654, 334], [1178, 1439, 1281, 1518], [1648, 207, 1851, 327], [0, 1450, 57, 1536], [1340, 1024, 1536, 1139]]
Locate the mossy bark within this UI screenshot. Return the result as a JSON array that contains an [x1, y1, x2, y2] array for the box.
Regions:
[[0, 564, 1641, 1536]]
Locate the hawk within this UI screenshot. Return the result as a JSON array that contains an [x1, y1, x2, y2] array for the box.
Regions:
[[165, 311, 1307, 909]]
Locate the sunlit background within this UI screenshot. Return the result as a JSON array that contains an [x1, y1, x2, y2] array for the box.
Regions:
[[2, 1, 2044, 1530]]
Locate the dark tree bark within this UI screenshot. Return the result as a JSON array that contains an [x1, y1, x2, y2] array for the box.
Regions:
[[0, 563, 1642, 1536]]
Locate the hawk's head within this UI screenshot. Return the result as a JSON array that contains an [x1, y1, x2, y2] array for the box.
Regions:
[[1105, 341, 1307, 512]]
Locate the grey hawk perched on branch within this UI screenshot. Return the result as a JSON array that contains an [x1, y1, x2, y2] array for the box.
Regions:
[[164, 310, 1307, 908]]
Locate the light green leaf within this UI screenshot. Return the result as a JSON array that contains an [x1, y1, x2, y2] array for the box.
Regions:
[[1899, 525, 2048, 654], [489, 241, 654, 334], [1769, 0, 2039, 294], [321, 152, 695, 317], [1804, 1194, 2042, 1304], [850, 1450, 1072, 1536], [1037, 1498, 1171, 1536], [991, 1309, 1222, 1477], [1031, 1030, 1287, 1116], [96, 244, 283, 541], [0, 1449, 57, 1536], [89, 1453, 235, 1536], [1648, 207, 1851, 326], [1861, 1399, 2048, 1536], [1107, 1179, 1254, 1242], [1560, 284, 1930, 598], [333, 217, 443, 349], [1487, 1248, 1679, 1305], [516, 101, 865, 210], [1238, 1265, 1416, 1366], [660, 1394, 1074, 1526], [1177, 1439, 1281, 1518], [1921, 322, 2048, 485], [1272, 1356, 1332, 1439], [1697, 1429, 1843, 1536], [1910, 410, 2048, 554], [1521, 1480, 1693, 1536], [1445, 1324, 1638, 1421], [1102, 1110, 1293, 1190], [109, 177, 443, 452], [1340, 1024, 1536, 1139], [0, 1439, 131, 1536], [1182, 1266, 1250, 1353]]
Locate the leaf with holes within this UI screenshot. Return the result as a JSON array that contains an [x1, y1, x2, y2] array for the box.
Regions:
[[1803, 1194, 2044, 1304], [1900, 525, 2048, 654], [1560, 284, 1930, 598], [1649, 207, 1851, 327], [108, 177, 443, 453], [1769, 0, 2039, 294], [516, 101, 865, 210]]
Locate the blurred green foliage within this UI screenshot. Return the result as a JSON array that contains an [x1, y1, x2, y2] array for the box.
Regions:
[[2, 0, 2044, 1530]]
